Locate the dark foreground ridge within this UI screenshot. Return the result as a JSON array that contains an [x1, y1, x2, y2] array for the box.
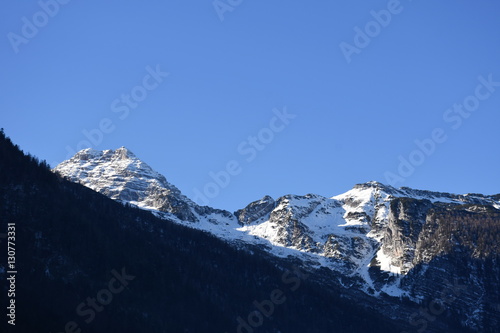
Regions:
[[1, 130, 499, 332], [0, 132, 404, 332]]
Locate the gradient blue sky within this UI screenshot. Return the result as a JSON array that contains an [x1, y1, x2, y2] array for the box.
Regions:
[[1, 1, 500, 211]]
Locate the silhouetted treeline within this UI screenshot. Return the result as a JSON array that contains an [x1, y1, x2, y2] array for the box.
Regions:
[[0, 129, 402, 332]]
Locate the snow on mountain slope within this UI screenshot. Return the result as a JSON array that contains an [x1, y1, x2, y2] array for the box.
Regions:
[[55, 147, 178, 208], [54, 148, 500, 297], [53, 147, 238, 226]]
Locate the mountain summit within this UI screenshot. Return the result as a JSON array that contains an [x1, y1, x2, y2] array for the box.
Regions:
[[54, 147, 500, 329], [54, 147, 235, 223]]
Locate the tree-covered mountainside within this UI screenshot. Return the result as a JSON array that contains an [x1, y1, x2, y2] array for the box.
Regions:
[[0, 130, 404, 332], [2, 130, 499, 332]]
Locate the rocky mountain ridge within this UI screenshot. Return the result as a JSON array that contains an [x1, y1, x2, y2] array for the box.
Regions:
[[54, 147, 236, 223], [54, 147, 500, 330]]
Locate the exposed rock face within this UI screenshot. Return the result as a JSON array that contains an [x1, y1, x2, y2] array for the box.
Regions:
[[235, 195, 275, 225], [381, 198, 432, 274], [53, 147, 237, 224], [54, 150, 500, 331], [381, 199, 500, 330]]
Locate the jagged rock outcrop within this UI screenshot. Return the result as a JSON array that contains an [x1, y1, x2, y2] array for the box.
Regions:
[[235, 195, 275, 225], [381, 198, 432, 274], [53, 147, 237, 225]]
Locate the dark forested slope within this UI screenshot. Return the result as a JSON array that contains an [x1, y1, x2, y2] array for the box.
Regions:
[[0, 130, 399, 332]]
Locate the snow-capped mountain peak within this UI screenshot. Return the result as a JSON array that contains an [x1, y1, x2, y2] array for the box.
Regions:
[[54, 148, 500, 301], [54, 147, 235, 224]]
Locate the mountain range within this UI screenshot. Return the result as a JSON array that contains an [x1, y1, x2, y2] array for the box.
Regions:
[[1, 132, 499, 332], [53, 146, 500, 331]]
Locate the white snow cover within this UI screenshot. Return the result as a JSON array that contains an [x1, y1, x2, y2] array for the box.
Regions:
[[54, 150, 500, 298]]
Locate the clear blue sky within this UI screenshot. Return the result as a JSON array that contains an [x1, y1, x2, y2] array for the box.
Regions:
[[1, 1, 500, 211]]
